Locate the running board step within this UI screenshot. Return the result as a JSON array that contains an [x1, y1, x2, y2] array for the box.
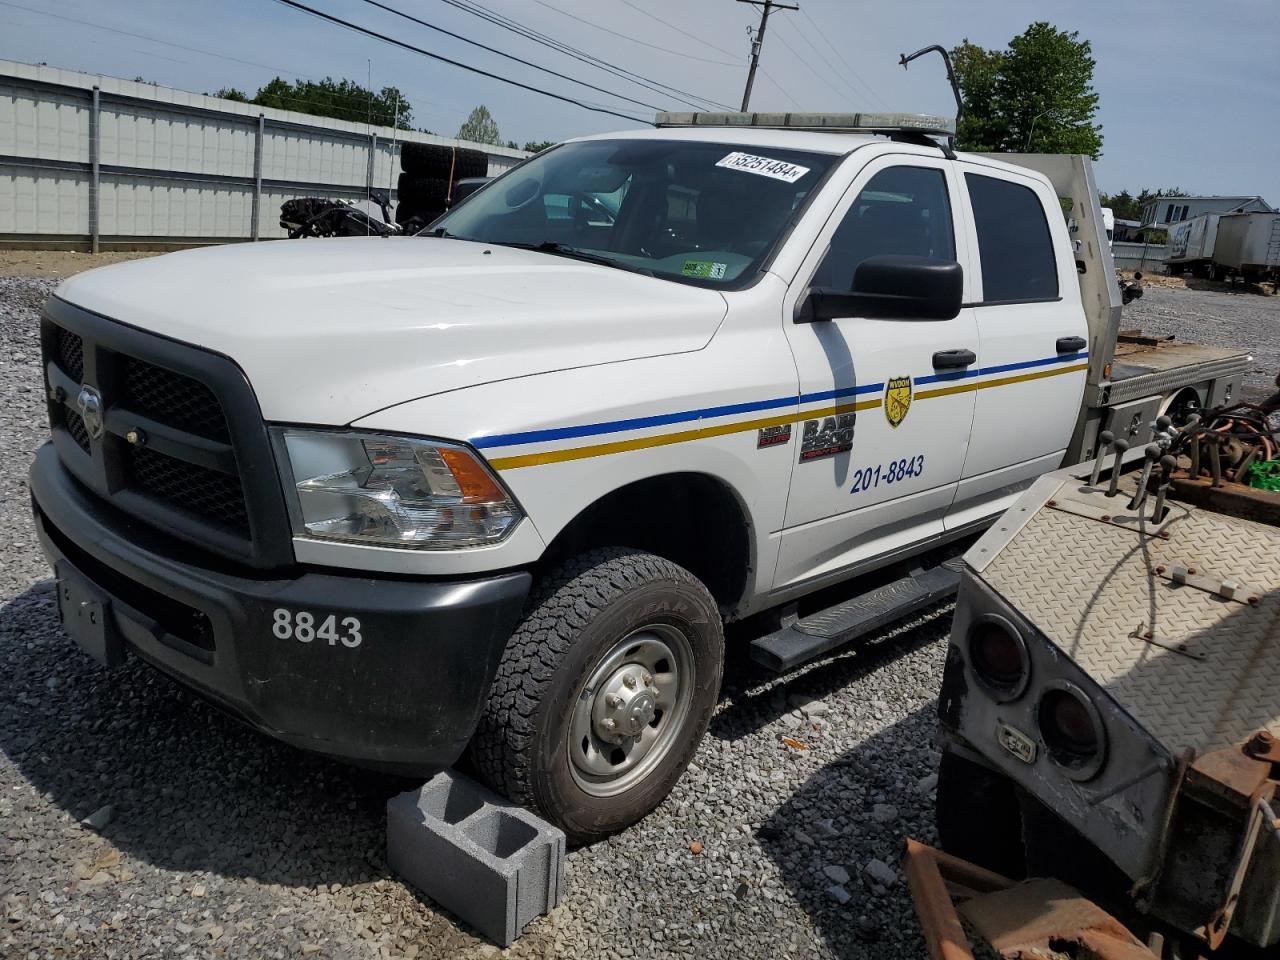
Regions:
[[749, 559, 963, 673]]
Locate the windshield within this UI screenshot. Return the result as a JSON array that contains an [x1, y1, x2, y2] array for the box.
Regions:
[[430, 138, 838, 288]]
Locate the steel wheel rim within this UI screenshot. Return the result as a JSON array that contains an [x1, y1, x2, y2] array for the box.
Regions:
[[567, 623, 695, 798]]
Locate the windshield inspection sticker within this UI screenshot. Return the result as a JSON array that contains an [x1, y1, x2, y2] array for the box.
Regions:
[[716, 151, 811, 183], [682, 260, 728, 280]]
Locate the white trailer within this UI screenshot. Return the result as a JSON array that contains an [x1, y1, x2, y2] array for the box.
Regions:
[[1168, 213, 1220, 274], [1213, 211, 1280, 282]]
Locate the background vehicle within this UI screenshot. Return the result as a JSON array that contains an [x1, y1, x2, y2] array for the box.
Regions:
[[1168, 211, 1280, 282], [1214, 211, 1280, 283], [935, 387, 1280, 951], [29, 113, 1250, 843]]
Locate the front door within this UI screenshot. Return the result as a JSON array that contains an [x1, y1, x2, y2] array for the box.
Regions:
[[774, 156, 980, 591]]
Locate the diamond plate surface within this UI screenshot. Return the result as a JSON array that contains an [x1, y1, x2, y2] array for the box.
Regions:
[[983, 489, 1280, 756]]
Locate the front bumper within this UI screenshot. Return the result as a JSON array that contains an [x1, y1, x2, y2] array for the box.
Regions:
[[30, 442, 531, 773]]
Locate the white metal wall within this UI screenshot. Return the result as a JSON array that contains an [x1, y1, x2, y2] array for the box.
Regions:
[[1112, 241, 1170, 272], [0, 59, 529, 247]]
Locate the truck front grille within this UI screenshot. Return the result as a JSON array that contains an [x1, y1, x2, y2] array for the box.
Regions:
[[63, 408, 91, 452], [122, 358, 231, 443], [128, 446, 250, 537], [55, 326, 84, 381], [39, 299, 295, 569]]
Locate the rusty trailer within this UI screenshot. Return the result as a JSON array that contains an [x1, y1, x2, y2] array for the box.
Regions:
[[932, 394, 1280, 952]]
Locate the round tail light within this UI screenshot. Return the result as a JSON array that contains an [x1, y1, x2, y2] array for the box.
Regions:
[[1038, 683, 1107, 780], [966, 614, 1030, 700]]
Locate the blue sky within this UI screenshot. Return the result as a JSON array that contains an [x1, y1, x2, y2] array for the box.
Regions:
[[2, 0, 1277, 202]]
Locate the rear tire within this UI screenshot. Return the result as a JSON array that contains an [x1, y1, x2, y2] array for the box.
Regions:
[[471, 548, 724, 845], [400, 142, 488, 178]]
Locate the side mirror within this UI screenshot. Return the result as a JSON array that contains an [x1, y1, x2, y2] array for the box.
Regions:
[[797, 255, 963, 323]]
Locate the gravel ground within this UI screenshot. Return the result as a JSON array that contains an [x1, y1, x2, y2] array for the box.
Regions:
[[0, 274, 1273, 959], [1124, 282, 1280, 402]]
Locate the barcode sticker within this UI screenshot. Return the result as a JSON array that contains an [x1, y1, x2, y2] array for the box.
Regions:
[[716, 152, 811, 183]]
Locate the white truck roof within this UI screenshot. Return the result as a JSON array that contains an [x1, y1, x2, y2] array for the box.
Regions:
[[568, 124, 883, 155]]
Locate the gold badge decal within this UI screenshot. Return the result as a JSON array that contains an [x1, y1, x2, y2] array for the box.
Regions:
[[884, 376, 912, 428]]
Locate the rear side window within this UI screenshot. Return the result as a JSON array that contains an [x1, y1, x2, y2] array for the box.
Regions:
[[965, 173, 1059, 303]]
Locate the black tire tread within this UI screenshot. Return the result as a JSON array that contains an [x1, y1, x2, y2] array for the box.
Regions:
[[400, 141, 489, 179], [471, 548, 712, 805]]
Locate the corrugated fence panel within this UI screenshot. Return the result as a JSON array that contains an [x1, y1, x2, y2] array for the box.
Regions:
[[0, 79, 89, 162], [0, 165, 88, 234], [1112, 242, 1169, 271], [262, 126, 371, 187], [101, 101, 256, 178], [100, 175, 254, 237], [0, 59, 531, 246]]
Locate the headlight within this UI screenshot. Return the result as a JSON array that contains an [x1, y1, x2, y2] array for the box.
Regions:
[[274, 429, 521, 549]]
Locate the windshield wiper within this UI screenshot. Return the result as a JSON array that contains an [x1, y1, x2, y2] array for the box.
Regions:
[[493, 241, 653, 276]]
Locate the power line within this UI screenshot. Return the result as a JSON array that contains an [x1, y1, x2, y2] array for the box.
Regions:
[[736, 0, 797, 112], [611, 0, 742, 61], [769, 22, 853, 107], [0, 0, 482, 130], [357, 0, 669, 114], [759, 67, 801, 109], [433, 0, 734, 110], [528, 0, 742, 67], [774, 18, 862, 106], [269, 0, 649, 124], [798, 5, 886, 108], [0, 0, 317, 81]]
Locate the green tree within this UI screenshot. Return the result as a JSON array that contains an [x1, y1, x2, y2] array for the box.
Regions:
[[248, 77, 412, 129], [213, 87, 250, 103], [522, 140, 556, 153], [953, 22, 1103, 158], [952, 41, 1006, 152], [457, 105, 502, 146]]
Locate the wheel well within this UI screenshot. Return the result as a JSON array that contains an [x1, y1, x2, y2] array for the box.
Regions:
[[540, 473, 752, 613]]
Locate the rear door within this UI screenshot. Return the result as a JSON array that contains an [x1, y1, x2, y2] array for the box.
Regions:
[[945, 164, 1089, 531], [774, 155, 980, 591]]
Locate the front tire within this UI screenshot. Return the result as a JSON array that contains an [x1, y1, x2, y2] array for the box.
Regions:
[[471, 548, 724, 844]]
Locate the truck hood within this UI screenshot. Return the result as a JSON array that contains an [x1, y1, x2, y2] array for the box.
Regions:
[[55, 237, 728, 424]]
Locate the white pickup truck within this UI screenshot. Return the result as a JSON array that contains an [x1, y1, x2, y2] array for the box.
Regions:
[[30, 112, 1250, 843]]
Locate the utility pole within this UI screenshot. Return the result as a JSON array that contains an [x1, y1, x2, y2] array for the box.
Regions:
[[736, 0, 798, 112]]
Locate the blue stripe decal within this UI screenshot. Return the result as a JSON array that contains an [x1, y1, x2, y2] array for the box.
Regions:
[[915, 350, 1087, 386], [798, 382, 884, 404], [472, 394, 796, 449], [471, 350, 1086, 449]]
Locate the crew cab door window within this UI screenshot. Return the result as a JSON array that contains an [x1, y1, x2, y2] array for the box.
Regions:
[[965, 173, 1059, 303], [812, 166, 956, 289]]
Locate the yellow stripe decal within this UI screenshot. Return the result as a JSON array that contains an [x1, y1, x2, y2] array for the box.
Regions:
[[915, 362, 1089, 400], [489, 362, 1086, 471]]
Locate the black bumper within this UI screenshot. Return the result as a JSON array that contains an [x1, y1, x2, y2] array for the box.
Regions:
[[30, 442, 531, 773]]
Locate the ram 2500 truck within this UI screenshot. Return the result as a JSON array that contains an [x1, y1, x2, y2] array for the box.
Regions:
[[30, 112, 1250, 843]]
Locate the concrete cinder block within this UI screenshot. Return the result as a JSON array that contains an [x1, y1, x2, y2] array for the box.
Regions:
[[387, 770, 566, 946]]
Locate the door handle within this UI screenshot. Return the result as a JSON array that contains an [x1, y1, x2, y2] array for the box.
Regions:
[[1056, 336, 1087, 353], [932, 349, 976, 369]]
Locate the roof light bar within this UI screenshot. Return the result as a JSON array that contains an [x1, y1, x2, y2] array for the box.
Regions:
[[655, 111, 956, 136]]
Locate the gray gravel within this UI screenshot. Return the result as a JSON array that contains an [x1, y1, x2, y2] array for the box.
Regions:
[[0, 275, 1272, 959], [1124, 283, 1280, 402]]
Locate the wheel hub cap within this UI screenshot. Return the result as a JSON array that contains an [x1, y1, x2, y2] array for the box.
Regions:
[[594, 667, 659, 743], [567, 625, 696, 798]]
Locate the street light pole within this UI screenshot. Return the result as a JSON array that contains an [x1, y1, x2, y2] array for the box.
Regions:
[[736, 0, 798, 112]]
